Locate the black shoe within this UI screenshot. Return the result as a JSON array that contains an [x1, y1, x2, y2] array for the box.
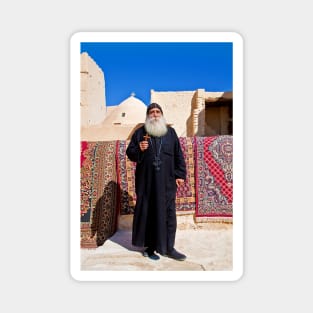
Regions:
[[143, 248, 160, 260], [167, 249, 186, 261]]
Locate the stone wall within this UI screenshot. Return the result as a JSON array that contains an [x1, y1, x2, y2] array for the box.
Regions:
[[151, 89, 230, 137], [80, 52, 106, 127]]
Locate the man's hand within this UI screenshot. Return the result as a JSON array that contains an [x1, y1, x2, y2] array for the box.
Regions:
[[139, 141, 149, 151], [176, 178, 184, 187]]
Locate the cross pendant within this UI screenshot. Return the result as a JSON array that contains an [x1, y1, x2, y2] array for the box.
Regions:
[[153, 156, 162, 171], [143, 134, 150, 141]]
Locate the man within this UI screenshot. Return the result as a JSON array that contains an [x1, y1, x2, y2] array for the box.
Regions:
[[126, 103, 187, 261]]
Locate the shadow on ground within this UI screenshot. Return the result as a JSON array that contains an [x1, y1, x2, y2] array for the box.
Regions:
[[108, 230, 143, 252]]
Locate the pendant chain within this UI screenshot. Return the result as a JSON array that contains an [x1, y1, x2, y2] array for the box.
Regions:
[[149, 137, 162, 157], [149, 137, 162, 171]]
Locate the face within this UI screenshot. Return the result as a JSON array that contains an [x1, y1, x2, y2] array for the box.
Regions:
[[148, 108, 162, 119]]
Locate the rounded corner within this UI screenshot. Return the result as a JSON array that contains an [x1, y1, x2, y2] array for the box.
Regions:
[[70, 32, 83, 44], [231, 31, 244, 44], [231, 267, 245, 282], [69, 268, 83, 282]]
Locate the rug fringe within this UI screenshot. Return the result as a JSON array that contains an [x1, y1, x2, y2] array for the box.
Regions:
[[195, 216, 233, 224]]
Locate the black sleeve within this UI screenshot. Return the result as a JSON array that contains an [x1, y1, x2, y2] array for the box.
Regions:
[[126, 129, 144, 163]]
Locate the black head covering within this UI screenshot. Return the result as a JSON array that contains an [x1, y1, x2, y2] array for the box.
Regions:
[[146, 103, 163, 115]]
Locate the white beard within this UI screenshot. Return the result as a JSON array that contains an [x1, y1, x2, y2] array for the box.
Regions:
[[144, 115, 168, 137]]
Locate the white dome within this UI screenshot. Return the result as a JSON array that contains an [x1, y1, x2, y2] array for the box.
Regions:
[[104, 94, 147, 125], [118, 94, 146, 110]]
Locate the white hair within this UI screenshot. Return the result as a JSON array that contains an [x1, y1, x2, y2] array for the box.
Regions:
[[144, 115, 168, 137]]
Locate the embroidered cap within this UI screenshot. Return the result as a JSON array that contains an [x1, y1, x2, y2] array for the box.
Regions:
[[146, 103, 163, 115]]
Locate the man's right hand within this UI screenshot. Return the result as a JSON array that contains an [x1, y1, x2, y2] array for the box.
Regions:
[[139, 141, 149, 151]]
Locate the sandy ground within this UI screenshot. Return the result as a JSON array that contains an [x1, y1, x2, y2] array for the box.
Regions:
[[81, 223, 233, 271]]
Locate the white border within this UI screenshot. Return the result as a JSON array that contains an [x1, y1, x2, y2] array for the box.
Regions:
[[70, 32, 243, 281]]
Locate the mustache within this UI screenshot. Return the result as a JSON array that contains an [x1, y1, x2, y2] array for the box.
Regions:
[[147, 117, 160, 124]]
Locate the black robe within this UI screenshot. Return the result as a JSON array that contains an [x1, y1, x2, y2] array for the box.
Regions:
[[126, 125, 186, 255]]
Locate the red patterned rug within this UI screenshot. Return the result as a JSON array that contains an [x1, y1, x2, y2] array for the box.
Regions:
[[116, 140, 136, 215], [80, 141, 118, 248], [175, 137, 196, 211], [194, 136, 233, 219]]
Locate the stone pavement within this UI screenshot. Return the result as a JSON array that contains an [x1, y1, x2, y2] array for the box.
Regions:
[[81, 220, 233, 271]]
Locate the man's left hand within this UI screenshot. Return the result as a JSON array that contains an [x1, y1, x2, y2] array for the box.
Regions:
[[176, 178, 184, 187]]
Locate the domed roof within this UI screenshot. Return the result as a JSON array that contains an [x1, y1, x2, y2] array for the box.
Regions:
[[104, 93, 147, 125], [118, 93, 146, 110]]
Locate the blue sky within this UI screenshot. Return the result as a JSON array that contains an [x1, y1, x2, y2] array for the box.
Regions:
[[81, 42, 233, 106]]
